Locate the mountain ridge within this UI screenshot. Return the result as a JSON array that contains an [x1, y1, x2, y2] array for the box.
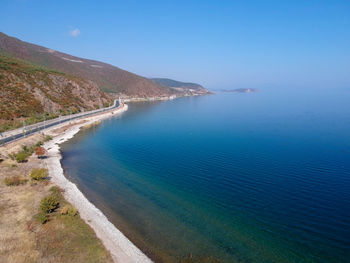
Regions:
[[151, 78, 203, 89], [0, 32, 210, 132], [151, 78, 210, 95], [0, 32, 183, 97]]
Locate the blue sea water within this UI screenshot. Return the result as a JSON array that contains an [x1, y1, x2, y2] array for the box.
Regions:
[[61, 87, 350, 263]]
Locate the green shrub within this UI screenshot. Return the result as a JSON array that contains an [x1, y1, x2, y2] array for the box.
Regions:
[[67, 206, 78, 216], [4, 176, 28, 186], [44, 135, 53, 142], [9, 153, 16, 160], [13, 144, 36, 163], [38, 212, 49, 224], [30, 168, 48, 181], [35, 141, 43, 147], [22, 145, 28, 152], [49, 186, 60, 195], [40, 195, 59, 214], [15, 151, 27, 163]]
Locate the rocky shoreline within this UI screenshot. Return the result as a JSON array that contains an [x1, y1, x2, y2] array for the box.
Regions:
[[42, 104, 153, 263]]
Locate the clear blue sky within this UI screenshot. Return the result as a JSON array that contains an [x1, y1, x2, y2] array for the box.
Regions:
[[1, 0, 349, 89]]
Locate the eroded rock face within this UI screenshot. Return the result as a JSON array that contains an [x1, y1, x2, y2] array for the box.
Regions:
[[0, 68, 111, 120], [38, 74, 110, 112]]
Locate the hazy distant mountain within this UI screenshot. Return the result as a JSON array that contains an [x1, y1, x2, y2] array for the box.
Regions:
[[151, 78, 202, 89], [221, 88, 258, 93], [0, 32, 179, 97], [151, 78, 210, 95]]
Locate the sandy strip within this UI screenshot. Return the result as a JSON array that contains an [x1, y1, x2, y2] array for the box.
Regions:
[[43, 104, 153, 263]]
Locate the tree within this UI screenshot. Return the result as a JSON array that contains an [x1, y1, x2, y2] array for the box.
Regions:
[[35, 146, 46, 159], [40, 195, 59, 213]]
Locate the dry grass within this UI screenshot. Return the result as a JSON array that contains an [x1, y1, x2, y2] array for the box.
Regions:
[[4, 176, 28, 186], [0, 161, 43, 263], [81, 120, 102, 130], [35, 188, 112, 263], [0, 136, 113, 263]]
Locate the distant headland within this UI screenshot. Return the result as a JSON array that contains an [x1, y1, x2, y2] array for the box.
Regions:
[[221, 88, 259, 93]]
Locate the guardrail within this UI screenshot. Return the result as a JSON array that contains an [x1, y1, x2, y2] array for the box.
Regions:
[[0, 99, 120, 146]]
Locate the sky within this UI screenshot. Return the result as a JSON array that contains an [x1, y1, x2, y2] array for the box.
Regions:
[[0, 0, 349, 90]]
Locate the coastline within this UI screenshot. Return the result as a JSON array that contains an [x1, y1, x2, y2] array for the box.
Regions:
[[1, 94, 209, 262], [43, 104, 153, 263]]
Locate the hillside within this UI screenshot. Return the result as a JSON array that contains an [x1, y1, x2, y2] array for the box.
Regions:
[[151, 78, 210, 95], [0, 32, 179, 97], [151, 78, 203, 89], [0, 54, 111, 132], [0, 32, 211, 132]]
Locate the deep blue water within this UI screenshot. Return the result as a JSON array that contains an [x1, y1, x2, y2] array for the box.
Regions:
[[61, 88, 350, 263]]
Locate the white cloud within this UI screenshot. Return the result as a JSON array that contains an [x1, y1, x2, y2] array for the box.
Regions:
[[69, 28, 81, 37]]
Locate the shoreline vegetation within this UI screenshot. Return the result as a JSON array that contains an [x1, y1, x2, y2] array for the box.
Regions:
[[0, 133, 113, 262], [0, 32, 212, 262], [0, 92, 211, 134], [0, 101, 155, 262], [0, 54, 112, 133], [0, 32, 212, 134]]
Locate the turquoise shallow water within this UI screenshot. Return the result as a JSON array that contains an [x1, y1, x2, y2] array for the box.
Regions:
[[61, 88, 350, 263]]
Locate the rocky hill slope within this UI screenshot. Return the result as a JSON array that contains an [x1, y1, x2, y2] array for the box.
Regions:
[[0, 32, 179, 97], [0, 55, 111, 132], [0, 32, 210, 132]]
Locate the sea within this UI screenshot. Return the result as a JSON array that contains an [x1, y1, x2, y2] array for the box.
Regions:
[[61, 87, 350, 263]]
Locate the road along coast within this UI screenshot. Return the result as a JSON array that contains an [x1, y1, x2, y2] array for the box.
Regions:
[[1, 96, 187, 262], [42, 103, 153, 263]]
